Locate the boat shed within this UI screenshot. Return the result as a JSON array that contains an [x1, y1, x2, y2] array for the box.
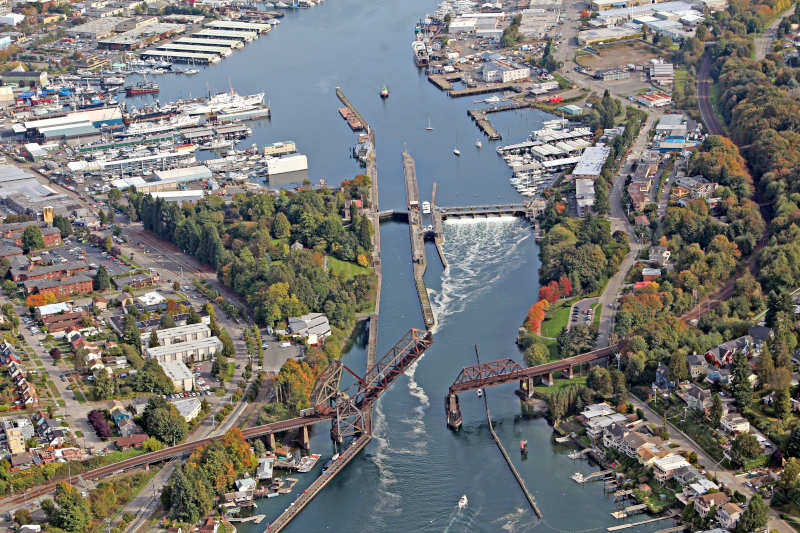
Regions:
[[155, 43, 232, 56], [193, 28, 257, 42], [138, 50, 221, 64], [173, 37, 241, 49], [204, 20, 271, 33]]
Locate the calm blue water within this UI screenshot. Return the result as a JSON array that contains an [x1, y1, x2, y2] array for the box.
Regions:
[[131, 0, 670, 530]]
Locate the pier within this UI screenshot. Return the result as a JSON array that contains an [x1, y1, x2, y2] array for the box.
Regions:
[[572, 469, 614, 483], [449, 82, 519, 98], [402, 150, 435, 329], [428, 72, 462, 91], [607, 515, 675, 531], [476, 346, 542, 518], [468, 102, 534, 141], [610, 503, 648, 519]]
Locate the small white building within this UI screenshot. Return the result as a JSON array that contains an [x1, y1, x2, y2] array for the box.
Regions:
[[481, 61, 530, 83], [720, 414, 750, 434], [287, 313, 332, 345]]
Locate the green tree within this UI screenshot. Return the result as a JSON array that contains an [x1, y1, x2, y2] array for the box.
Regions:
[[755, 344, 774, 388], [52, 215, 72, 238], [94, 371, 115, 400], [731, 350, 752, 409], [161, 465, 212, 523], [778, 458, 800, 493], [272, 212, 291, 239], [556, 327, 570, 357], [14, 508, 31, 525], [103, 235, 113, 253], [187, 307, 201, 325], [21, 225, 45, 252], [788, 426, 800, 458], [149, 329, 159, 348], [611, 369, 627, 405], [253, 438, 266, 456], [95, 265, 110, 291], [731, 432, 761, 467], [123, 313, 142, 352], [735, 494, 768, 533], [50, 482, 91, 532], [524, 343, 550, 367], [159, 313, 176, 329], [710, 392, 723, 427], [668, 351, 689, 382], [140, 397, 187, 445], [587, 366, 613, 397]]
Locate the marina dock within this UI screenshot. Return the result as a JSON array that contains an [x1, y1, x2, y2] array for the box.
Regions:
[[402, 150, 435, 329], [571, 469, 613, 483], [611, 504, 648, 519], [267, 435, 372, 532], [477, 346, 542, 518]]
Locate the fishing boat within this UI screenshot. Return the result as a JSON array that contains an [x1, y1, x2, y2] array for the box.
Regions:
[[475, 139, 482, 149], [380, 85, 389, 99], [126, 81, 159, 95], [458, 495, 468, 509], [453, 147, 460, 156]]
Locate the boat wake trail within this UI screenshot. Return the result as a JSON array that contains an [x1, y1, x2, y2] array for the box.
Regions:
[[430, 217, 532, 333], [370, 399, 401, 516], [393, 359, 429, 455]]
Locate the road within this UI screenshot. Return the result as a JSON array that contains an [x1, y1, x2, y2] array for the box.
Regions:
[[629, 395, 794, 533], [595, 113, 658, 346], [754, 7, 794, 61]]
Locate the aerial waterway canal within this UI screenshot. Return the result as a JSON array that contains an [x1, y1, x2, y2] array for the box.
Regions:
[[141, 0, 665, 531]]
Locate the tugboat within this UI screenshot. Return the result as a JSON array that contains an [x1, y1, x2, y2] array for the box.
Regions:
[[126, 81, 159, 96], [380, 85, 389, 99]]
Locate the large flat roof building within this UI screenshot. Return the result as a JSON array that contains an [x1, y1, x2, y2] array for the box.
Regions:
[[572, 145, 611, 177], [158, 360, 194, 392], [149, 323, 211, 346], [145, 336, 222, 363]]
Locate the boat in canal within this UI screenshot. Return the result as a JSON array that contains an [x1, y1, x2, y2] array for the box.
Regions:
[[412, 40, 429, 67], [380, 85, 389, 98], [126, 81, 160, 95], [297, 453, 321, 473], [453, 147, 460, 156], [458, 495, 468, 509]]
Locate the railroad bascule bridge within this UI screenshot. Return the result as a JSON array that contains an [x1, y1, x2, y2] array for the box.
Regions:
[[444, 343, 622, 430]]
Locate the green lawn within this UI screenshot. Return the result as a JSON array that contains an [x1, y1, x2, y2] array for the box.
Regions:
[[537, 375, 587, 392], [540, 297, 578, 338], [327, 257, 374, 280], [592, 303, 601, 326]]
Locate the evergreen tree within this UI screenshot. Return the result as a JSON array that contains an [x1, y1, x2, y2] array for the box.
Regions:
[[272, 212, 291, 239], [710, 392, 723, 427], [187, 307, 201, 325], [556, 327, 570, 357], [668, 351, 689, 382], [755, 344, 774, 388], [149, 329, 160, 348], [95, 265, 110, 291], [52, 215, 72, 238], [788, 426, 800, 458], [587, 366, 613, 397], [123, 313, 142, 353], [159, 313, 176, 329], [731, 350, 752, 409]]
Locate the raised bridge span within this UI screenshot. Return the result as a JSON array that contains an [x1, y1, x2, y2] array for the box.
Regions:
[[445, 343, 622, 429]]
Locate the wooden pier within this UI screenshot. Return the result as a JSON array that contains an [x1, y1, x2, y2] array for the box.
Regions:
[[607, 514, 675, 531], [613, 489, 634, 499], [267, 435, 372, 532], [477, 346, 542, 518], [611, 503, 648, 519], [467, 108, 502, 140], [449, 82, 518, 97], [402, 150, 435, 329], [572, 469, 613, 483]]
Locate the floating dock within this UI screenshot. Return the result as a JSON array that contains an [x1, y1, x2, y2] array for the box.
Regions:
[[468, 102, 533, 141], [402, 150, 435, 329]]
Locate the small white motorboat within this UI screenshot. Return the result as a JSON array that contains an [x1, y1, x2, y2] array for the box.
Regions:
[[475, 139, 482, 149], [458, 495, 468, 509], [453, 147, 461, 156], [476, 388, 484, 398]]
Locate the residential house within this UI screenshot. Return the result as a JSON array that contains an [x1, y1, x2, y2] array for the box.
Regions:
[[115, 433, 148, 450], [716, 502, 743, 530], [684, 478, 718, 499], [688, 354, 708, 379], [705, 336, 751, 367], [685, 385, 711, 411], [649, 246, 671, 267], [586, 412, 628, 439], [10, 452, 32, 469], [747, 325, 772, 353], [706, 367, 731, 385], [672, 176, 717, 200], [602, 422, 626, 450], [117, 417, 140, 437], [653, 455, 691, 483], [673, 464, 701, 487], [653, 362, 674, 392], [92, 296, 108, 311], [720, 414, 750, 434], [695, 492, 729, 518], [5, 427, 25, 454], [197, 518, 219, 533], [642, 268, 661, 282]]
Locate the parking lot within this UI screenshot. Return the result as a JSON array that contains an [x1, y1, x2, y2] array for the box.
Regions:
[[46, 239, 131, 276], [569, 298, 598, 329]]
